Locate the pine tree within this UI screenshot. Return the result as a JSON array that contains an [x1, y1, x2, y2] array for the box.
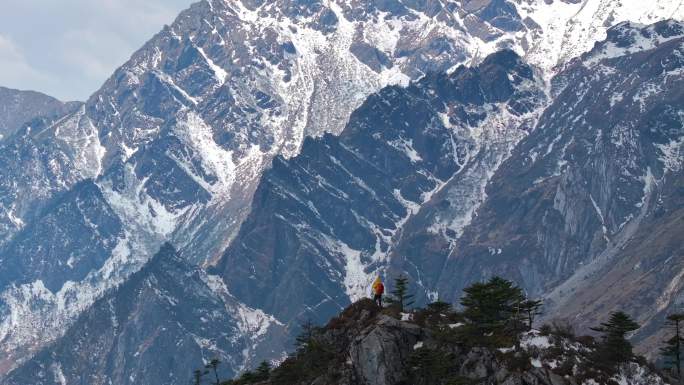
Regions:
[[295, 320, 318, 352], [205, 358, 221, 385], [509, 297, 527, 347], [661, 313, 684, 378], [427, 300, 452, 314], [238, 371, 256, 383], [391, 275, 415, 312], [460, 276, 525, 339], [518, 299, 543, 331], [292, 320, 334, 376], [408, 346, 453, 384], [591, 311, 640, 367], [255, 361, 272, 381]]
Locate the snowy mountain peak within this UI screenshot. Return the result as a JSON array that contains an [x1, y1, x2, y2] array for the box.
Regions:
[[512, 0, 684, 71]]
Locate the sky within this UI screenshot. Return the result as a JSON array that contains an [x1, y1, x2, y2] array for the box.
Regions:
[[0, 0, 194, 101]]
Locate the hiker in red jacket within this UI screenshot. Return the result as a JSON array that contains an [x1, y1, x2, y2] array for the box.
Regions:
[[372, 276, 384, 307]]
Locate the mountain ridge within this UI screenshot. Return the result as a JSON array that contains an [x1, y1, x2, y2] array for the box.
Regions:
[[3, 244, 288, 385], [0, 1, 682, 382], [0, 87, 81, 142]]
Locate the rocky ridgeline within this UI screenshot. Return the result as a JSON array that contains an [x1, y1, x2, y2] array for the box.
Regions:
[[223, 299, 667, 385], [0, 87, 81, 141]]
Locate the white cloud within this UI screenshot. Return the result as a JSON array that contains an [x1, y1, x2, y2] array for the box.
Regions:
[[0, 0, 193, 101]]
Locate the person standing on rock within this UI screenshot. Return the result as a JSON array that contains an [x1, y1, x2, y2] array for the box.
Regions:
[[372, 276, 384, 307]]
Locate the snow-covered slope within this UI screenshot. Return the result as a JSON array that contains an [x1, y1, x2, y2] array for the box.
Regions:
[[513, 0, 684, 71], [3, 245, 287, 385], [434, 19, 684, 356], [214, 18, 684, 366]]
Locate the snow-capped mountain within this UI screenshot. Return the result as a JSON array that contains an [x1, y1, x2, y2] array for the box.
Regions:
[[1, 0, 521, 372], [216, 17, 684, 365], [0, 88, 83, 248], [3, 244, 287, 385], [213, 49, 547, 327], [429, 20, 684, 353], [6, 48, 548, 384], [1, 0, 683, 382]]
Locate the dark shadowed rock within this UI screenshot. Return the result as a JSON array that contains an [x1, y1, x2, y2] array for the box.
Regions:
[[350, 315, 422, 385], [1, 2, 683, 382]]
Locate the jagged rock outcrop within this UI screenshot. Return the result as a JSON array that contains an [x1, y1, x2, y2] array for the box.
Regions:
[[1, 0, 488, 371], [429, 20, 684, 356], [214, 19, 684, 362], [249, 300, 667, 385], [0, 88, 83, 248], [350, 315, 423, 385], [2, 244, 286, 385], [0, 0, 553, 371]]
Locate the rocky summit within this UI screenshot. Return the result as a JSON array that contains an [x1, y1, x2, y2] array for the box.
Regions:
[[0, 0, 683, 384], [218, 299, 668, 385]]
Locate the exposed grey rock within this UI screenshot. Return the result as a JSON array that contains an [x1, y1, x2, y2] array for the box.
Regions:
[[350, 41, 393, 73], [213, 20, 684, 370], [0, 0, 535, 370], [3, 244, 287, 385], [461, 347, 495, 379], [249, 301, 667, 385], [430, 21, 684, 353], [0, 87, 81, 141], [1, 2, 683, 383], [350, 315, 422, 385]]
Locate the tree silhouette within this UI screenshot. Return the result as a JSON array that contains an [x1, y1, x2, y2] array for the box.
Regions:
[[591, 311, 640, 368], [518, 299, 543, 331], [295, 320, 318, 352], [426, 300, 452, 314], [661, 313, 684, 378], [460, 276, 525, 338], [391, 275, 414, 312], [255, 361, 271, 381], [192, 369, 208, 385], [291, 319, 334, 376]]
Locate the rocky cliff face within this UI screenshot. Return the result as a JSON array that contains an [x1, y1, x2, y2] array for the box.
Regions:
[[0, 88, 83, 247], [0, 0, 489, 371], [240, 299, 668, 385], [215, 19, 684, 357], [214, 49, 546, 328], [2, 244, 286, 385], [0, 0, 536, 371], [432, 20, 684, 354]]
